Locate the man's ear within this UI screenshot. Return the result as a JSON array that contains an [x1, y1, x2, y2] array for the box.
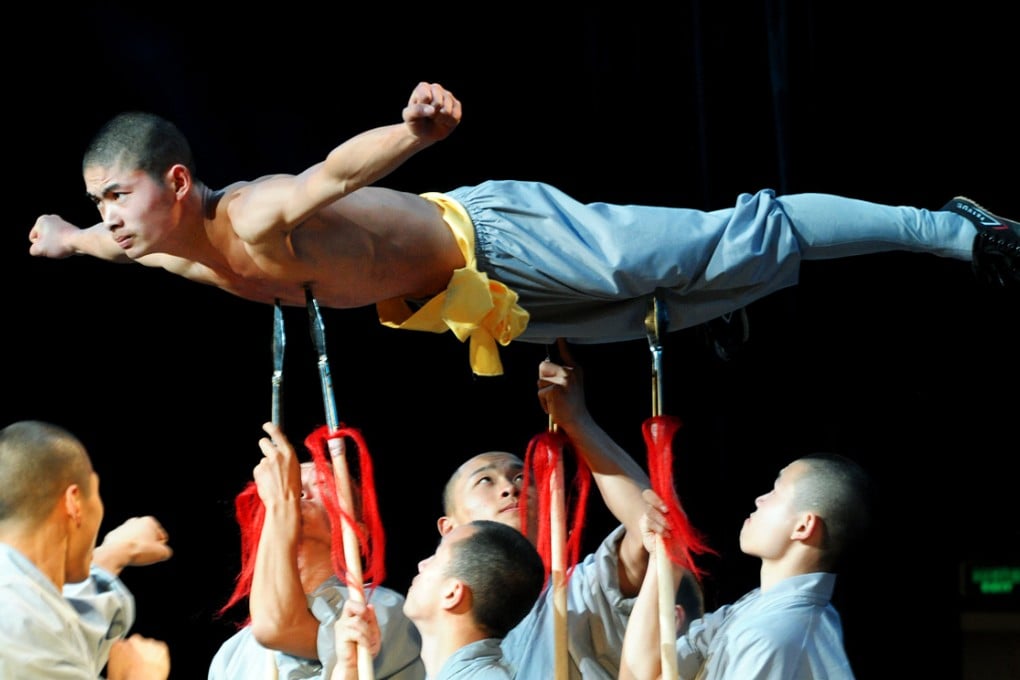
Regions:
[[437, 516, 455, 536], [167, 164, 191, 197], [674, 604, 688, 636], [441, 577, 468, 613], [791, 511, 821, 543], [63, 484, 82, 527]]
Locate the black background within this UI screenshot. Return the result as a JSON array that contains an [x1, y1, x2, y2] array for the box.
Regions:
[[5, 5, 1018, 679]]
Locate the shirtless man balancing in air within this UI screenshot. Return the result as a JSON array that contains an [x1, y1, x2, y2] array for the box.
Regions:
[[29, 81, 1019, 375]]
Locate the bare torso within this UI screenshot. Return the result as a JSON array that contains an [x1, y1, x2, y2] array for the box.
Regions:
[[165, 185, 465, 309]]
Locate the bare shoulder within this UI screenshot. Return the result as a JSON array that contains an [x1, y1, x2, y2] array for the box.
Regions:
[[217, 174, 304, 243], [215, 176, 282, 211]]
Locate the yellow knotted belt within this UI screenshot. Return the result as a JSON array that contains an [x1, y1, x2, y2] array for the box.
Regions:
[[376, 192, 530, 376]]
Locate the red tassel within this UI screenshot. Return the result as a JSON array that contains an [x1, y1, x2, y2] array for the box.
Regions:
[[520, 429, 593, 586], [218, 424, 386, 624], [643, 415, 716, 581], [218, 481, 263, 625], [305, 424, 386, 593]]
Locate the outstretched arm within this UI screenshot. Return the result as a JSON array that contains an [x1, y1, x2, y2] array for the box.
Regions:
[[230, 81, 462, 243], [248, 422, 321, 659], [537, 340, 652, 596], [29, 215, 133, 262], [92, 515, 173, 576], [62, 517, 170, 675]]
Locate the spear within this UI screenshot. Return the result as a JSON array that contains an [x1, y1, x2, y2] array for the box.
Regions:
[[305, 287, 374, 680], [644, 295, 678, 680]]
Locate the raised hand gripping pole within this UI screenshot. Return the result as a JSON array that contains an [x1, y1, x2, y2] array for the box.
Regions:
[[306, 287, 374, 680], [645, 296, 679, 680]]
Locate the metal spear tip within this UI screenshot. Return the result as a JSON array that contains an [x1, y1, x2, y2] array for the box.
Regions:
[[644, 295, 669, 346]]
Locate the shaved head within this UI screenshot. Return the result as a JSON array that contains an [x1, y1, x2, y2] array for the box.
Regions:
[[0, 420, 94, 526], [442, 451, 522, 517]]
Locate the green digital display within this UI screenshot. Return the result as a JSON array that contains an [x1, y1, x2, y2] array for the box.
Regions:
[[970, 566, 1020, 595], [960, 561, 1020, 612]]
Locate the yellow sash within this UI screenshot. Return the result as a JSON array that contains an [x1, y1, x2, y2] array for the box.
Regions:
[[376, 192, 530, 376]]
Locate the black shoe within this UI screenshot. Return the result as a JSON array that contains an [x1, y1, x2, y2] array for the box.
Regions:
[[700, 306, 750, 362], [941, 196, 1019, 290]]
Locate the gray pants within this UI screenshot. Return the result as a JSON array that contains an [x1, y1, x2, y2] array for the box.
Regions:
[[445, 180, 973, 344]]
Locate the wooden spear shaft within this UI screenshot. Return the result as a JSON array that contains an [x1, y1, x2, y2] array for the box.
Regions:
[[549, 417, 568, 680]]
